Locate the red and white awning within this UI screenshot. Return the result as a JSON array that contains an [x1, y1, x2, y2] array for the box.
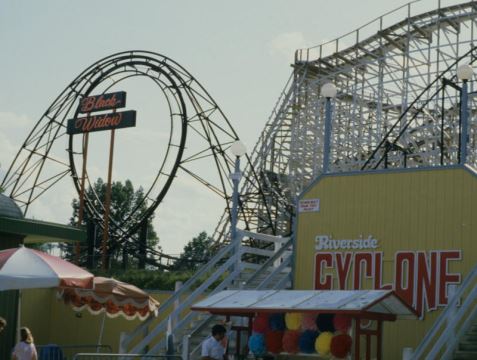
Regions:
[[0, 246, 93, 290]]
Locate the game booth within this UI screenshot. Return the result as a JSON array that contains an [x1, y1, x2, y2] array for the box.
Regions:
[[192, 289, 417, 359]]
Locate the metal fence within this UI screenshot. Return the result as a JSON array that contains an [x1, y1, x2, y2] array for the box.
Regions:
[[37, 344, 112, 360], [73, 354, 182, 360]]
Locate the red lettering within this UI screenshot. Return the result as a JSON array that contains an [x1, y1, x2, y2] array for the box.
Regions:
[[439, 251, 462, 305], [80, 93, 124, 113], [80, 97, 96, 112], [416, 251, 437, 314], [95, 94, 117, 109], [395, 252, 415, 307], [315, 253, 333, 290], [336, 253, 352, 289], [113, 113, 122, 126], [353, 253, 373, 289], [75, 118, 84, 130], [75, 113, 124, 133], [373, 252, 392, 290], [84, 118, 95, 132]]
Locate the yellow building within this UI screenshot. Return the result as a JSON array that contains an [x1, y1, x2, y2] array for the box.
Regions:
[[294, 165, 477, 358]]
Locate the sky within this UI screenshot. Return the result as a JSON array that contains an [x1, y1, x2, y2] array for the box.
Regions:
[[0, 0, 448, 255]]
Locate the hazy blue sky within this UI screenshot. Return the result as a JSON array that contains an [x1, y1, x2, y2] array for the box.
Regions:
[[0, 0, 446, 254]]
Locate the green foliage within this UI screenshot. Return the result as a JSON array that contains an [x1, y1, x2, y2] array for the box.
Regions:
[[84, 230, 225, 290], [92, 268, 227, 291], [92, 269, 194, 290], [171, 231, 218, 271], [67, 178, 160, 268]]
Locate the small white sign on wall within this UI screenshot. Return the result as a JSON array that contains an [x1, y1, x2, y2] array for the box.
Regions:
[[298, 198, 320, 213]]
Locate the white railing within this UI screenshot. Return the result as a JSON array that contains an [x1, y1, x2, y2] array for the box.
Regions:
[[411, 264, 477, 359], [120, 230, 293, 357], [120, 242, 237, 354], [183, 234, 293, 360]]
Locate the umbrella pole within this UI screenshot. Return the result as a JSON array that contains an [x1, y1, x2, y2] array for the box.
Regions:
[[97, 311, 106, 353], [16, 289, 21, 343]]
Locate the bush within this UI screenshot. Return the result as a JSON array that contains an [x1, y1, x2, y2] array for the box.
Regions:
[[91, 269, 195, 290]]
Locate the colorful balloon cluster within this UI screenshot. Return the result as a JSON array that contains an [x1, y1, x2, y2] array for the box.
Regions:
[[248, 312, 353, 358]]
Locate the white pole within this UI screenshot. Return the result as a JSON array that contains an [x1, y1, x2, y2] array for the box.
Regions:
[[97, 312, 106, 352], [173, 281, 182, 329]]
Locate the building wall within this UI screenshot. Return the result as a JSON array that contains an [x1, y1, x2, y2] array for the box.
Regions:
[[20, 288, 175, 354], [294, 166, 477, 359]]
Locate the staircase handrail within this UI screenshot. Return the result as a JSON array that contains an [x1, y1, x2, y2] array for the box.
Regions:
[[242, 236, 293, 287], [147, 269, 241, 355], [130, 252, 238, 354], [441, 286, 477, 359], [185, 235, 294, 359], [187, 259, 293, 360], [411, 263, 477, 359], [256, 254, 292, 290], [125, 230, 294, 356], [121, 241, 236, 350]]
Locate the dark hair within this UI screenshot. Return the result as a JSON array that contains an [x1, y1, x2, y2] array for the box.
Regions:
[[212, 324, 226, 336]]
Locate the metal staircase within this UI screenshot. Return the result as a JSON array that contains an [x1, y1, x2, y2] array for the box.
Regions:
[[410, 261, 477, 359], [119, 230, 293, 359], [453, 323, 477, 360]]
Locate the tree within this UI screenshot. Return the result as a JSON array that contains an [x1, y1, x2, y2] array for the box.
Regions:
[[68, 178, 160, 269], [172, 231, 217, 271]]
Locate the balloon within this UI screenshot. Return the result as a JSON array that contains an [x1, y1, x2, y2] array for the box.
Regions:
[[252, 313, 269, 333], [285, 312, 302, 330], [299, 330, 319, 353], [282, 330, 300, 354], [265, 331, 283, 354], [330, 334, 353, 358], [333, 314, 352, 332], [248, 333, 266, 356], [269, 313, 285, 331], [315, 331, 333, 355], [301, 313, 318, 330], [316, 313, 335, 332]]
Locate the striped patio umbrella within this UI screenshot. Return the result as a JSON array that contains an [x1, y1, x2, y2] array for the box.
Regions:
[[0, 246, 93, 290], [59, 277, 159, 346], [0, 246, 94, 343], [59, 276, 159, 320]]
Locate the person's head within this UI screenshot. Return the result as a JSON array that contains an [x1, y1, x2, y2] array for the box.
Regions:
[[211, 324, 226, 341], [20, 327, 33, 344], [0, 317, 6, 333]]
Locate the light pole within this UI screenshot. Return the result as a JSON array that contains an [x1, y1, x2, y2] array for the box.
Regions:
[[457, 64, 474, 165], [320, 83, 337, 173], [230, 140, 247, 273]]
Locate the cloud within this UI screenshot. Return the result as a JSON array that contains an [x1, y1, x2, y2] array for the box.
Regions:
[[0, 131, 20, 172], [0, 112, 33, 174], [0, 112, 31, 128], [268, 32, 310, 62]]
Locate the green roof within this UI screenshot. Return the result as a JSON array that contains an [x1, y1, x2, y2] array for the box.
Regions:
[[0, 217, 86, 243]]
